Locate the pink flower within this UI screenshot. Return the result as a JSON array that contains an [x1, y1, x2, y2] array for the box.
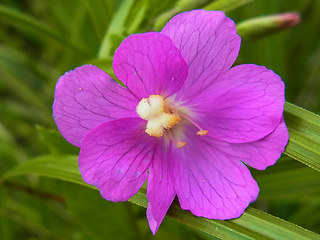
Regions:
[[53, 10, 288, 234]]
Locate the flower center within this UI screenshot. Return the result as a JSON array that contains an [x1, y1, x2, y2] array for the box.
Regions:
[[136, 95, 180, 137], [136, 95, 208, 148]]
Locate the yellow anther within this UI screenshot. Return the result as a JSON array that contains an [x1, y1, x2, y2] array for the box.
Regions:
[[197, 130, 208, 136], [176, 141, 186, 148]]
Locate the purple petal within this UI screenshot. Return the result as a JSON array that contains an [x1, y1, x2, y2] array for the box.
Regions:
[[231, 118, 289, 170], [161, 10, 240, 99], [169, 126, 259, 219], [193, 119, 288, 170], [113, 32, 188, 99], [79, 118, 157, 201], [146, 142, 175, 234], [53, 65, 138, 147], [186, 64, 285, 143]]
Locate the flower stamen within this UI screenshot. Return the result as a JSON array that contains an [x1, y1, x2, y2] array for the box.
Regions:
[[136, 95, 180, 137], [197, 130, 208, 136], [182, 114, 208, 136], [176, 141, 187, 148], [167, 130, 186, 148]]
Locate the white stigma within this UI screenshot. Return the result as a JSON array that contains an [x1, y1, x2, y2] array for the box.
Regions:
[[136, 95, 179, 137], [136, 95, 164, 120]]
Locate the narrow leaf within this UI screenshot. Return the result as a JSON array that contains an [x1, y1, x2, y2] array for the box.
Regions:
[[97, 0, 134, 58], [153, 0, 212, 31], [204, 0, 254, 12], [2, 155, 319, 240], [0, 66, 49, 114], [126, 1, 148, 34], [284, 102, 320, 171], [84, 0, 115, 40], [0, 4, 88, 55], [255, 167, 320, 198], [36, 127, 79, 155], [1, 155, 88, 188], [63, 184, 138, 240]]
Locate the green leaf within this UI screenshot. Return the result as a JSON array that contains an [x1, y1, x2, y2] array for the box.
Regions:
[[144, 0, 176, 20], [2, 154, 320, 240], [283, 102, 320, 171], [255, 166, 320, 198], [3, 198, 53, 238], [84, 0, 116, 41], [98, 0, 135, 58], [0, 4, 88, 56], [204, 0, 254, 12], [126, 0, 148, 34], [36, 126, 79, 155], [63, 183, 139, 240], [162, 201, 320, 240], [153, 0, 255, 31], [0, 47, 50, 115], [0, 188, 11, 240], [1, 155, 88, 188], [153, 0, 212, 31]]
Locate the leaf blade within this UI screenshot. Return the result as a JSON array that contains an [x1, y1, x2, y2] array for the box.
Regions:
[[97, 0, 135, 58], [284, 102, 320, 171], [2, 154, 319, 240], [0, 4, 88, 55], [204, 0, 254, 12]]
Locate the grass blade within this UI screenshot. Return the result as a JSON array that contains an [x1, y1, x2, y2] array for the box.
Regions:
[[2, 154, 319, 240], [0, 4, 88, 55], [256, 166, 320, 198], [204, 0, 254, 12], [97, 0, 134, 58], [284, 102, 320, 171]]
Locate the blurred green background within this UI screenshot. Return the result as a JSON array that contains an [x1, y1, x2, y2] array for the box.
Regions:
[[0, 0, 320, 239]]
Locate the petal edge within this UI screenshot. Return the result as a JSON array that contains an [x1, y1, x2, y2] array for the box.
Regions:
[[113, 32, 188, 99], [53, 65, 138, 147], [79, 118, 155, 201]]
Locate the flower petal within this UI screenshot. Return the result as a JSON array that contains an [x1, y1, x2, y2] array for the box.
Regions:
[[146, 141, 175, 235], [161, 10, 240, 99], [230, 118, 289, 170], [187, 64, 285, 143], [53, 65, 138, 147], [79, 118, 156, 201], [113, 32, 188, 98], [170, 126, 259, 219]]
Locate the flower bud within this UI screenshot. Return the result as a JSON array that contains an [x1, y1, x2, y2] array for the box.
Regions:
[[237, 12, 301, 41]]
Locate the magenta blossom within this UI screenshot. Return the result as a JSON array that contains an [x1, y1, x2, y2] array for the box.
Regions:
[[53, 10, 288, 234]]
